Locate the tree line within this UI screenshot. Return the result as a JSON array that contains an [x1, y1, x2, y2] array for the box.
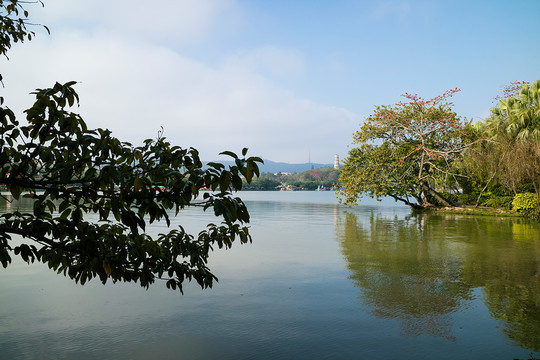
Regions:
[[243, 167, 340, 190]]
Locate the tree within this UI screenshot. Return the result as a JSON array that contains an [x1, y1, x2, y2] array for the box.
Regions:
[[338, 89, 476, 209], [0, 1, 262, 292], [464, 80, 540, 199], [489, 80, 540, 142], [243, 176, 281, 190], [493, 80, 529, 103], [453, 133, 512, 207], [338, 212, 474, 340], [0, 0, 49, 99]]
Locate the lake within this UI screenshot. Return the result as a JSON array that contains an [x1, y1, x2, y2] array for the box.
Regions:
[[1, 191, 539, 359]]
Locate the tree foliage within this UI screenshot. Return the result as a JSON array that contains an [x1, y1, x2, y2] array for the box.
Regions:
[[488, 80, 540, 142], [0, 1, 262, 292], [243, 167, 340, 191], [460, 80, 540, 207], [339, 89, 476, 209], [0, 0, 48, 99]]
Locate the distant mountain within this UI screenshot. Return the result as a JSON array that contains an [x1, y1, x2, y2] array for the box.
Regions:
[[204, 159, 333, 174], [257, 159, 333, 174]]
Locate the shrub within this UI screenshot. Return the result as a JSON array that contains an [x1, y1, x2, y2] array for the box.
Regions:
[[489, 185, 513, 197], [516, 183, 536, 194], [512, 192, 539, 216], [482, 196, 514, 210], [459, 193, 480, 206]]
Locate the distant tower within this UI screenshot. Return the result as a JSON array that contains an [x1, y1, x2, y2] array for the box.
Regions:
[[334, 154, 340, 169]]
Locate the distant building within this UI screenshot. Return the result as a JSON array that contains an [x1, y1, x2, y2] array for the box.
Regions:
[[334, 154, 340, 169]]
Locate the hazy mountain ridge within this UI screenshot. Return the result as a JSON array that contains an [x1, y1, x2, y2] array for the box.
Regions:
[[204, 159, 333, 174]]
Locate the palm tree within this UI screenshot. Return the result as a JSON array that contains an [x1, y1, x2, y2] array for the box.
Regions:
[[489, 80, 540, 142]]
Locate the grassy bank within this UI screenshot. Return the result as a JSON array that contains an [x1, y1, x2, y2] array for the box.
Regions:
[[427, 206, 521, 218]]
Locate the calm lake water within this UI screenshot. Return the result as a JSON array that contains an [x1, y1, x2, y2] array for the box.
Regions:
[[1, 191, 539, 359]]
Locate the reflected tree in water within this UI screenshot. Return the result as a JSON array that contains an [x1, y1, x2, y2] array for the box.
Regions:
[[337, 212, 473, 340], [460, 219, 540, 352], [336, 211, 540, 350]]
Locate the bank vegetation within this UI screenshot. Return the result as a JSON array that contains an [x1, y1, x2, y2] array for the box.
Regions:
[[339, 81, 540, 219]]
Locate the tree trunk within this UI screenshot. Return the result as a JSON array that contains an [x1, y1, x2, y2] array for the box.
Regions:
[[389, 194, 424, 210], [420, 181, 454, 207], [475, 170, 497, 208]]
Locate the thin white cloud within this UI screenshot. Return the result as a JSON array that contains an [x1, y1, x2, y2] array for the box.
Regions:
[[3, 27, 357, 163], [224, 46, 306, 78], [32, 0, 243, 45], [6, 33, 359, 163], [370, 2, 411, 20]]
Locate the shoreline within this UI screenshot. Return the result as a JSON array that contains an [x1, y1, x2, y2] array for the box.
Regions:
[[426, 205, 521, 218]]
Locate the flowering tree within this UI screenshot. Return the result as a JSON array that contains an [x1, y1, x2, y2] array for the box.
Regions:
[[339, 89, 476, 209], [493, 80, 530, 102]]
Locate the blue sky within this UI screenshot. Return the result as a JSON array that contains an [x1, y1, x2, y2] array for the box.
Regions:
[[2, 0, 539, 163]]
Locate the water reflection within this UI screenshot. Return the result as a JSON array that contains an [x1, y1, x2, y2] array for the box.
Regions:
[[337, 212, 472, 340], [2, 193, 540, 358], [459, 218, 540, 352], [337, 211, 540, 350]]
